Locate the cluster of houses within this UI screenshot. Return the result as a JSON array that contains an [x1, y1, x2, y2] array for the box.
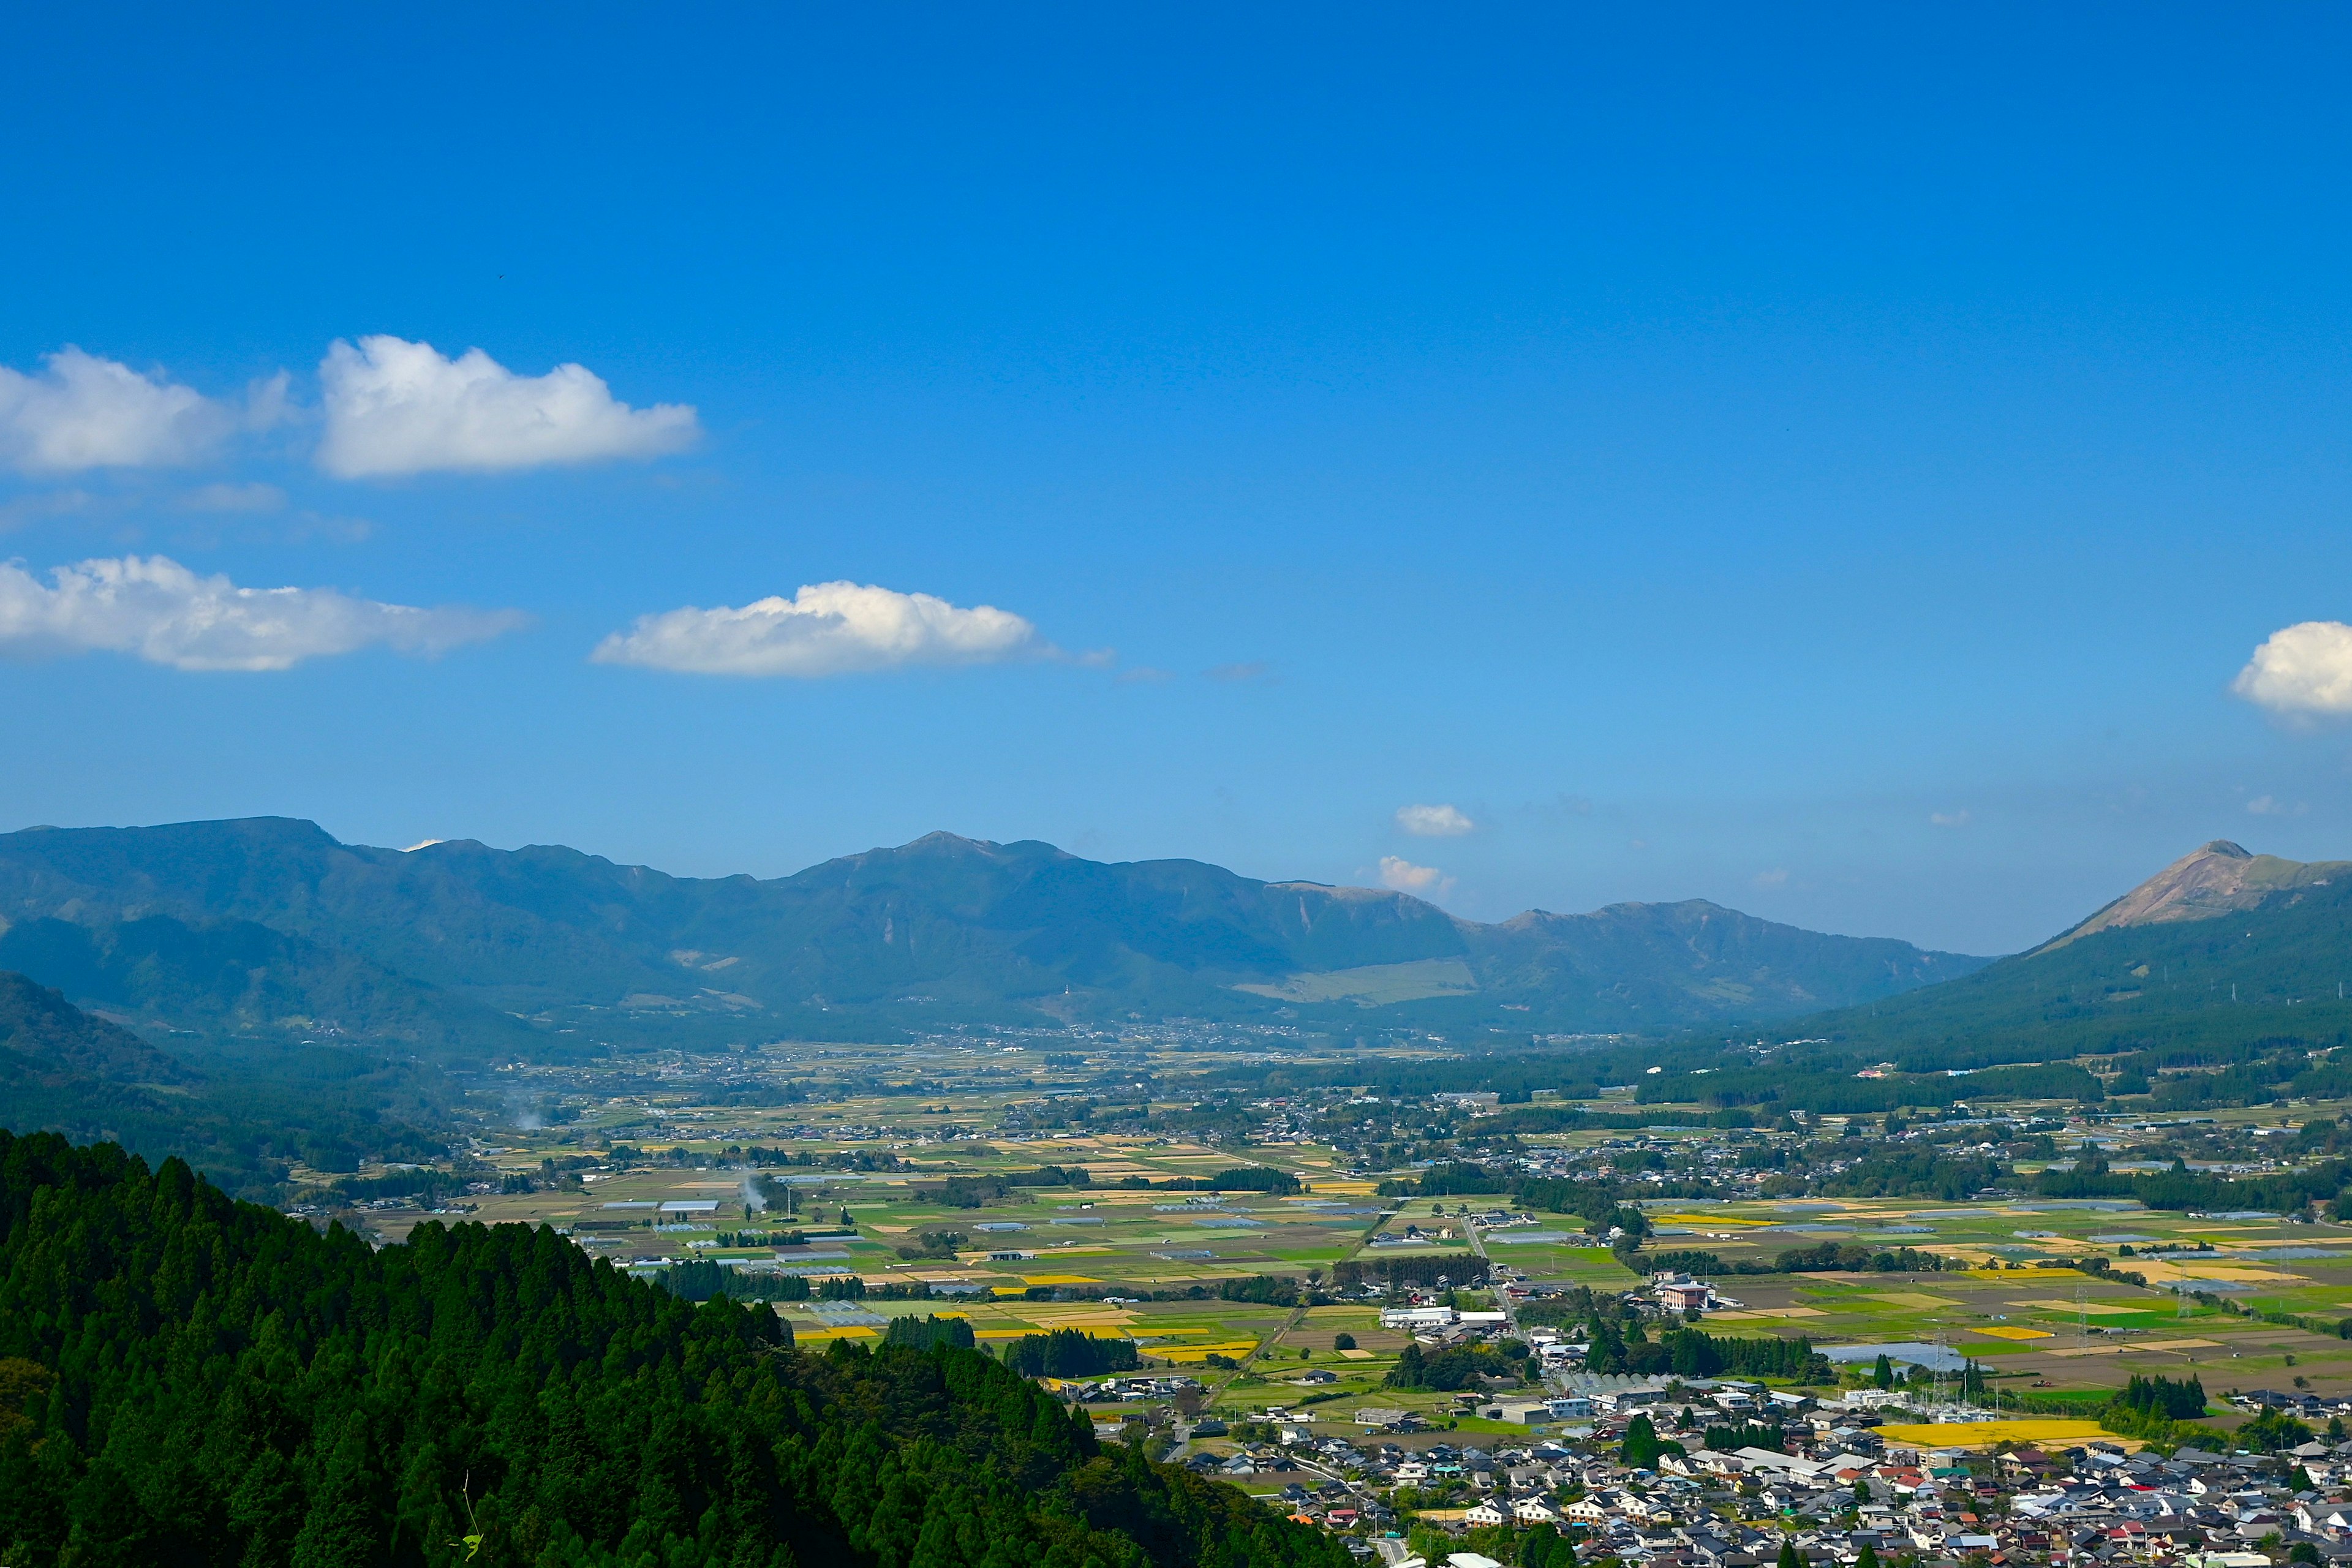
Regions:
[[1191, 1378, 2352, 1566], [1056, 1373, 1206, 1403]]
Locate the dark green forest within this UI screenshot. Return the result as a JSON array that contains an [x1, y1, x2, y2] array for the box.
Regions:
[[0, 1131, 1344, 1568]]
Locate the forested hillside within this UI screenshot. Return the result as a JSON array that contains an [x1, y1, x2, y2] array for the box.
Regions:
[[0, 1131, 1341, 1568], [0, 970, 451, 1197]]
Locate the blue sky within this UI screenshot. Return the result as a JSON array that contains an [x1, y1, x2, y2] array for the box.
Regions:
[[4, 5, 2352, 956]]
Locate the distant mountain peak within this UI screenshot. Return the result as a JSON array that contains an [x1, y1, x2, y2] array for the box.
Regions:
[[879, 831, 1030, 862], [2039, 839, 2346, 952]]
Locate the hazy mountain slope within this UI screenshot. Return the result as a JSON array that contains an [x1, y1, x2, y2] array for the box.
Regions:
[[0, 968, 193, 1091], [1792, 840, 2352, 1066], [0, 911, 520, 1050], [1463, 899, 1986, 1025], [0, 969, 456, 1194], [0, 970, 225, 1173], [0, 817, 1988, 1038]]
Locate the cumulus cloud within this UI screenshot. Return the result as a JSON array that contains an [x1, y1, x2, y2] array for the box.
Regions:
[[592, 581, 1039, 677], [1378, 855, 1454, 897], [1930, 809, 1972, 828], [0, 348, 241, 473], [316, 335, 698, 477], [0, 555, 524, 671], [1396, 803, 1474, 837], [2234, 620, 2352, 717]]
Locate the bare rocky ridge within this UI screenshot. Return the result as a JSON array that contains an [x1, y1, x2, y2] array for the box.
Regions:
[[2038, 839, 2352, 952]]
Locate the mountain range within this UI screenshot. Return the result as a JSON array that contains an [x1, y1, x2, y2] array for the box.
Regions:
[[0, 816, 1989, 1047], [13, 827, 2352, 1189]]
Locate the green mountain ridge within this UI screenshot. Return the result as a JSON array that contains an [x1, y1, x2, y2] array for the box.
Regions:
[[1770, 839, 2352, 1072], [0, 816, 1989, 1044]]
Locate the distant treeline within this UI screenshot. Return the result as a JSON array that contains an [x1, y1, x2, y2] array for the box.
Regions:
[[2034, 1151, 2352, 1214], [1005, 1328, 1141, 1378], [1476, 1106, 1757, 1134], [1635, 1061, 2106, 1114], [1335, 1256, 1490, 1289], [1218, 1275, 1308, 1307], [1203, 1043, 1725, 1104], [1379, 1166, 1659, 1235], [654, 1259, 888, 1305], [883, 1314, 978, 1352], [1585, 1319, 1832, 1381], [1638, 1243, 1956, 1277], [1387, 1342, 1521, 1392], [908, 1165, 1095, 1205], [1702, 1422, 1790, 1453], [1814, 1148, 2005, 1201], [909, 1164, 1298, 1205]]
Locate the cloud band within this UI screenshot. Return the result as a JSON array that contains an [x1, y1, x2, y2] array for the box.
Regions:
[[0, 555, 524, 671]]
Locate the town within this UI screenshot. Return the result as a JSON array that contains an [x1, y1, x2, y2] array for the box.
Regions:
[[291, 1026, 2352, 1565]]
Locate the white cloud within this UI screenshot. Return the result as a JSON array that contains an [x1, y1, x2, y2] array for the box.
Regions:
[[1753, 867, 1790, 888], [2246, 794, 2307, 816], [0, 348, 236, 473], [592, 581, 1038, 677], [1396, 803, 1474, 837], [1378, 855, 1454, 897], [316, 335, 698, 477], [1929, 809, 1972, 828], [0, 555, 524, 671], [2233, 620, 2352, 717]]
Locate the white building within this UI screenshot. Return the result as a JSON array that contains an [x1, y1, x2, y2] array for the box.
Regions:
[[1380, 1305, 1460, 1330]]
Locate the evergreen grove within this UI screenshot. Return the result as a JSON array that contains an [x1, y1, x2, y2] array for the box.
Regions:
[[0, 1132, 1346, 1568], [1582, 1321, 1834, 1382]]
